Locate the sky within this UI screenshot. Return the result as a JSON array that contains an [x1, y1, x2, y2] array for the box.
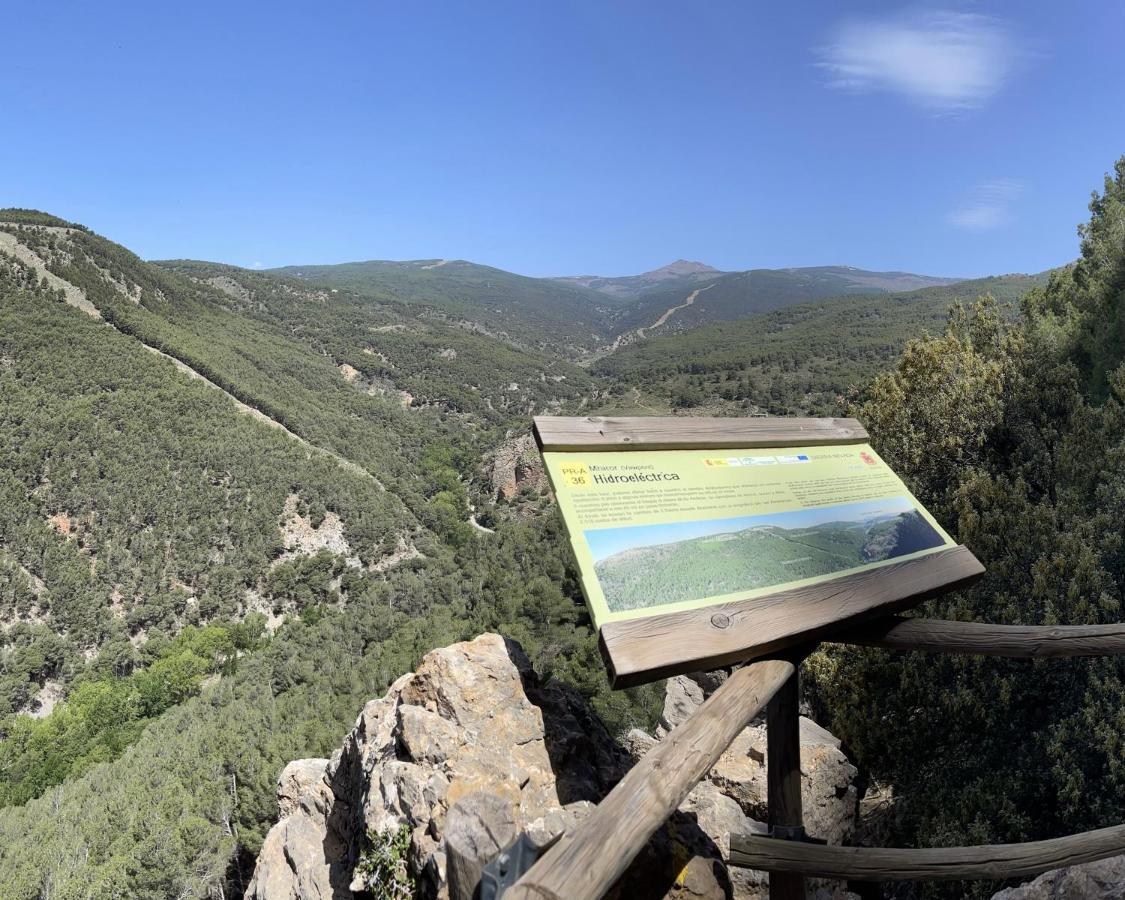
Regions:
[[584, 496, 917, 561], [4, 1, 1124, 277]]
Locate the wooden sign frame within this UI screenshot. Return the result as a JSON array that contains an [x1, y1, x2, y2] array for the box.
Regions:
[[534, 415, 985, 687]]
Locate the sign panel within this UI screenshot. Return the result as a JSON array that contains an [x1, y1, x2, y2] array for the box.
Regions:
[[543, 442, 955, 629]]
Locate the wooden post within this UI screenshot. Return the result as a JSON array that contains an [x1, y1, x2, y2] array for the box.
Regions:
[[506, 658, 794, 900], [767, 667, 806, 900]]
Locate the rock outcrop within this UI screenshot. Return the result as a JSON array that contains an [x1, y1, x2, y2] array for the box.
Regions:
[[990, 855, 1125, 899], [485, 434, 547, 503], [247, 634, 859, 899]]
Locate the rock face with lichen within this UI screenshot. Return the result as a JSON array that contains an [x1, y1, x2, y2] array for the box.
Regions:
[[246, 634, 860, 899], [989, 855, 1125, 899], [485, 434, 547, 503]]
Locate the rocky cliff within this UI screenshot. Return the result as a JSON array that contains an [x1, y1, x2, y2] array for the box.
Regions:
[[485, 435, 547, 504], [246, 634, 859, 899]]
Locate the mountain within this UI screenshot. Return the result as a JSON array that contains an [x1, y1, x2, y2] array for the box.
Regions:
[[593, 273, 1045, 415], [0, 208, 646, 893], [552, 259, 723, 300], [609, 265, 963, 340], [266, 258, 618, 355], [263, 257, 960, 356]]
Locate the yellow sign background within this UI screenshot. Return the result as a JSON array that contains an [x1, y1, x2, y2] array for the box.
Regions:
[[543, 443, 955, 628]]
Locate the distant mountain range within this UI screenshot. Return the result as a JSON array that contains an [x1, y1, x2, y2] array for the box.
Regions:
[[267, 257, 963, 354], [552, 259, 722, 299]]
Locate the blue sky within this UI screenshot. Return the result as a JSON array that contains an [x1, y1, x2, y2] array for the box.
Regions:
[[584, 496, 916, 561], [4, 1, 1123, 277]]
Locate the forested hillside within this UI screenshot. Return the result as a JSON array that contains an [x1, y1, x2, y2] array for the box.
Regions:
[[264, 255, 960, 358], [607, 265, 961, 340], [0, 153, 1119, 900], [594, 274, 1043, 415], [266, 258, 620, 355], [811, 159, 1125, 896], [0, 211, 663, 895], [551, 258, 723, 299]]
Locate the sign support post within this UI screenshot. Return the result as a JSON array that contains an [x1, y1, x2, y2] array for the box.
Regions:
[[767, 666, 807, 900]]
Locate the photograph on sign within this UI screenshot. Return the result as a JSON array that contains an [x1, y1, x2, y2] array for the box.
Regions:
[[543, 443, 956, 628]]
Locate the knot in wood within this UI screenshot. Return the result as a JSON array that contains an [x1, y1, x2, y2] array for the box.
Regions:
[[711, 613, 731, 629]]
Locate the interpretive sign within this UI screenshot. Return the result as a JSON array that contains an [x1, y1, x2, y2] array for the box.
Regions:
[[543, 443, 954, 629], [534, 416, 984, 687]]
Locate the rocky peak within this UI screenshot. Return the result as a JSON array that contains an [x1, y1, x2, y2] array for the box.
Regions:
[[644, 260, 722, 280]]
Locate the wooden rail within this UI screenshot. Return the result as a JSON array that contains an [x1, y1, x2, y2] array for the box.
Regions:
[[505, 658, 794, 900], [729, 824, 1125, 882], [837, 616, 1125, 658]]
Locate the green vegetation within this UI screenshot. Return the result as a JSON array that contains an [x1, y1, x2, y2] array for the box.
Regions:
[[0, 155, 1118, 899], [809, 160, 1125, 897], [265, 257, 619, 355], [608, 265, 960, 337], [0, 210, 663, 896], [0, 622, 259, 807], [0, 251, 412, 707], [354, 824, 415, 900], [594, 274, 1044, 415]]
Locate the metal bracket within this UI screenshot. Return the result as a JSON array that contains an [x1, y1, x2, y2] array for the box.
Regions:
[[480, 830, 563, 900]]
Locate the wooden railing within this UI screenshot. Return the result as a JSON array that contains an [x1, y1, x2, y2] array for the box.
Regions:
[[729, 824, 1125, 882], [502, 616, 1125, 900], [837, 615, 1125, 658], [505, 658, 794, 900]]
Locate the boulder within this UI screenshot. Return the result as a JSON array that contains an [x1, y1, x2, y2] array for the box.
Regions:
[[990, 854, 1125, 899]]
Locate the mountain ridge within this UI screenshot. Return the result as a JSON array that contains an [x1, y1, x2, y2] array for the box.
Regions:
[[256, 254, 971, 353]]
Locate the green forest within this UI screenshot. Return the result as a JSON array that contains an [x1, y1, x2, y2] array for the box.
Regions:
[[0, 157, 1122, 899]]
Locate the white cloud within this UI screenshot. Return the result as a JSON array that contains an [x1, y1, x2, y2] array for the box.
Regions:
[[818, 10, 1020, 110], [948, 179, 1022, 231], [250, 261, 264, 269]]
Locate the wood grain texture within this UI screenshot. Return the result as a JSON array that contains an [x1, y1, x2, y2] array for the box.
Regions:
[[533, 415, 868, 452], [506, 659, 795, 900], [600, 545, 985, 688], [835, 616, 1125, 657], [729, 824, 1125, 882], [766, 670, 805, 900]]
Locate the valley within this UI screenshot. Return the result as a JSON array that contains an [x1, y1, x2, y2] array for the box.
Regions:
[[0, 174, 1119, 900]]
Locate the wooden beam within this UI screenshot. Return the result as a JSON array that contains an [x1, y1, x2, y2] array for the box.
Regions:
[[729, 824, 1125, 882], [767, 669, 805, 900], [835, 616, 1125, 658], [533, 415, 868, 452], [506, 658, 795, 900], [600, 545, 985, 688]]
